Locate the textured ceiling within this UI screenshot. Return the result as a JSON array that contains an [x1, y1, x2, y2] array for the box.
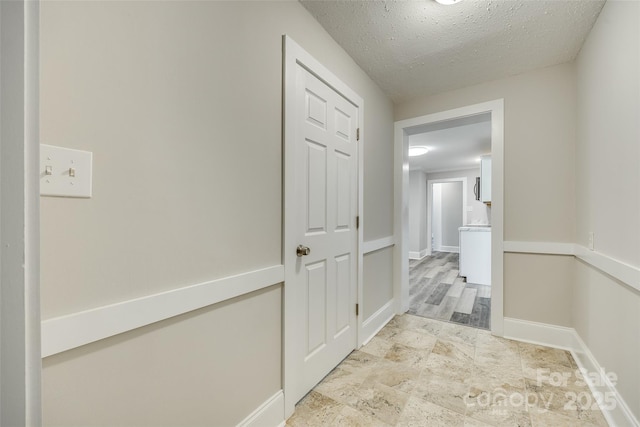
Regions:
[[409, 113, 491, 173], [301, 0, 605, 103]]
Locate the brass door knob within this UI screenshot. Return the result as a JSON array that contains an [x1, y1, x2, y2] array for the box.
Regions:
[[296, 245, 311, 257]]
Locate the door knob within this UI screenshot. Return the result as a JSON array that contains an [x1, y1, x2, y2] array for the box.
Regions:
[[296, 245, 311, 257]]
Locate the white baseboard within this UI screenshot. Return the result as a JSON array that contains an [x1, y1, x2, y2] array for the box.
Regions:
[[437, 245, 459, 253], [408, 249, 428, 260], [571, 333, 640, 427], [360, 300, 395, 346], [503, 317, 639, 427], [237, 390, 285, 427], [503, 317, 579, 351]]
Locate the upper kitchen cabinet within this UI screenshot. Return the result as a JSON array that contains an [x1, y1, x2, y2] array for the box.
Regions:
[[481, 155, 491, 204]]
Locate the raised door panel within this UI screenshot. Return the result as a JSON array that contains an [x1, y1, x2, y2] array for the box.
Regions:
[[306, 260, 327, 357], [334, 254, 351, 337], [305, 140, 327, 234], [335, 152, 351, 231]]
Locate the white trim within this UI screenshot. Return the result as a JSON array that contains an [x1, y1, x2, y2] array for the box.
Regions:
[[418, 165, 482, 175], [1, 1, 42, 424], [282, 35, 364, 417], [408, 249, 428, 260], [574, 245, 640, 293], [503, 317, 639, 427], [503, 241, 640, 293], [427, 177, 467, 257], [363, 236, 395, 254], [25, 1, 42, 423], [360, 300, 395, 346], [503, 317, 579, 351], [572, 332, 640, 427], [394, 99, 505, 336], [503, 241, 575, 255], [42, 265, 284, 357], [236, 390, 285, 427], [437, 246, 459, 253]]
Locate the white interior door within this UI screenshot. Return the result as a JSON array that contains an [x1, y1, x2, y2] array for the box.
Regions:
[[290, 65, 359, 403]]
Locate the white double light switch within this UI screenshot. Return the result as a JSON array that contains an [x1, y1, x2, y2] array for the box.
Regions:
[[40, 144, 93, 198]]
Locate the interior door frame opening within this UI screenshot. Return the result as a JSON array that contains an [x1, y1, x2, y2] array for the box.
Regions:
[[393, 100, 504, 336], [427, 177, 467, 255]]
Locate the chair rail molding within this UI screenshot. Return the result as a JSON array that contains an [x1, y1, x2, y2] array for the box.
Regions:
[[42, 265, 284, 357], [504, 240, 639, 293]]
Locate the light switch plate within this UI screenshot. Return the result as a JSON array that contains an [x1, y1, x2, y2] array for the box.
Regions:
[[40, 144, 92, 198]]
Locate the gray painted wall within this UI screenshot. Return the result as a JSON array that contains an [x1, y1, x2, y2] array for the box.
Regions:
[[363, 247, 394, 319], [439, 182, 462, 248], [40, 1, 394, 425], [398, 2, 640, 421], [574, 0, 640, 418], [408, 170, 427, 254]]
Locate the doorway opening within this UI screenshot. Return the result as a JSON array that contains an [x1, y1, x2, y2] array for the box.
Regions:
[[394, 100, 504, 336], [406, 115, 491, 330]]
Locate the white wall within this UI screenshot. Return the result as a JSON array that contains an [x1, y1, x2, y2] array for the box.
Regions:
[[40, 1, 394, 425], [574, 0, 640, 420], [408, 170, 427, 257]]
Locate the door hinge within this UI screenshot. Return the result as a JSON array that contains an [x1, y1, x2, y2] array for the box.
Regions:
[[356, 303, 359, 316], [356, 216, 360, 229], [356, 128, 360, 141]]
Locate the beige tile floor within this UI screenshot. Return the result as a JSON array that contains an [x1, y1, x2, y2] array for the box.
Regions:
[[287, 314, 609, 427]]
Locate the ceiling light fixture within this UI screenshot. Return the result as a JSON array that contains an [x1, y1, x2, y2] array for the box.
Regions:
[[409, 146, 429, 157], [434, 0, 462, 5]]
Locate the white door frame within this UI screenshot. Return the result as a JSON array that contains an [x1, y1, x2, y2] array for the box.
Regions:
[[282, 35, 364, 417], [0, 0, 41, 425], [394, 100, 504, 336], [427, 177, 467, 254]]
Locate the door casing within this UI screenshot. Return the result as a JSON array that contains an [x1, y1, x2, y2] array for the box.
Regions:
[[0, 0, 42, 425], [282, 35, 364, 417], [394, 100, 505, 336]]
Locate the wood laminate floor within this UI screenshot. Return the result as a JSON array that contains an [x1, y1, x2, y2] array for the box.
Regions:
[[409, 252, 491, 330]]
